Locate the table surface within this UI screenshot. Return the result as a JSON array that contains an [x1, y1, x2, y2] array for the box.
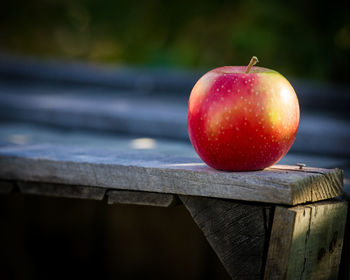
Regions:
[[0, 123, 345, 205], [0, 54, 349, 206]]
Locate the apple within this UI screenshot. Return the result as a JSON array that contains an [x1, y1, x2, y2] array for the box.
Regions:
[[187, 56, 300, 171]]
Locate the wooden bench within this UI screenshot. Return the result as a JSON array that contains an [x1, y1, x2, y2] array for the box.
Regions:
[[0, 54, 349, 279], [0, 123, 347, 279]]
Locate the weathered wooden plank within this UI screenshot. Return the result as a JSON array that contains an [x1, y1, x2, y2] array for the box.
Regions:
[[0, 144, 343, 205], [1, 179, 177, 206], [0, 52, 199, 94], [264, 198, 347, 280], [0, 91, 188, 139], [0, 180, 15, 193], [1, 53, 349, 113], [269, 165, 344, 204], [1, 123, 348, 170], [180, 195, 272, 279], [0, 88, 349, 156], [16, 181, 106, 200], [107, 190, 178, 207]]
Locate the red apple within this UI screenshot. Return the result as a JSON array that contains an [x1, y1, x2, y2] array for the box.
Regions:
[[187, 57, 300, 171]]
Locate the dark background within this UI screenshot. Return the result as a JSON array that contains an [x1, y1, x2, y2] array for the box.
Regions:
[[1, 0, 350, 83], [0, 193, 229, 280]]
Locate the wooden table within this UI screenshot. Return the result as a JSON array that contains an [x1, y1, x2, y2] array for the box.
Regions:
[[0, 124, 347, 280]]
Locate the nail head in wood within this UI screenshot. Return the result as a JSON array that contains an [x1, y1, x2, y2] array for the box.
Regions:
[[296, 162, 306, 169]]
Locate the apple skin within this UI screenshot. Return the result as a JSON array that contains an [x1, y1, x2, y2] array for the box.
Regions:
[[187, 66, 300, 171]]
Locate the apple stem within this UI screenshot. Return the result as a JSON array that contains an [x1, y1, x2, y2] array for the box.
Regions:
[[245, 56, 259, 74]]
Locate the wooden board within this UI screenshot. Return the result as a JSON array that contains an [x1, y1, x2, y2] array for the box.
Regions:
[[264, 199, 347, 279], [1, 178, 179, 207], [180, 196, 272, 279], [1, 53, 349, 114], [0, 123, 348, 169], [0, 124, 344, 206], [107, 190, 178, 207], [0, 88, 349, 156], [16, 181, 106, 200], [0, 143, 343, 205]]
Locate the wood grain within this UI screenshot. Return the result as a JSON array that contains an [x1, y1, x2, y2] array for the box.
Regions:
[[269, 165, 344, 205], [0, 144, 343, 205], [107, 190, 178, 207], [180, 195, 272, 279], [264, 198, 347, 280]]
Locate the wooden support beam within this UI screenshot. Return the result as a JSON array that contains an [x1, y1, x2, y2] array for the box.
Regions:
[[180, 195, 272, 279], [107, 190, 178, 207], [1, 180, 178, 207], [0, 179, 347, 279], [264, 199, 347, 280], [17, 181, 106, 200]]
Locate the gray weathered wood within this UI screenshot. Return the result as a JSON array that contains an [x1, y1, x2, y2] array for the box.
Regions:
[[107, 190, 178, 207], [180, 195, 272, 279], [1, 53, 349, 113], [0, 180, 15, 193], [0, 144, 343, 205], [0, 52, 199, 94], [264, 198, 347, 280], [17, 181, 106, 200], [0, 88, 349, 156], [0, 91, 187, 139], [1, 123, 348, 169]]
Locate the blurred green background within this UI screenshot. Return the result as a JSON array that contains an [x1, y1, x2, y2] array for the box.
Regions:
[[1, 0, 349, 83]]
